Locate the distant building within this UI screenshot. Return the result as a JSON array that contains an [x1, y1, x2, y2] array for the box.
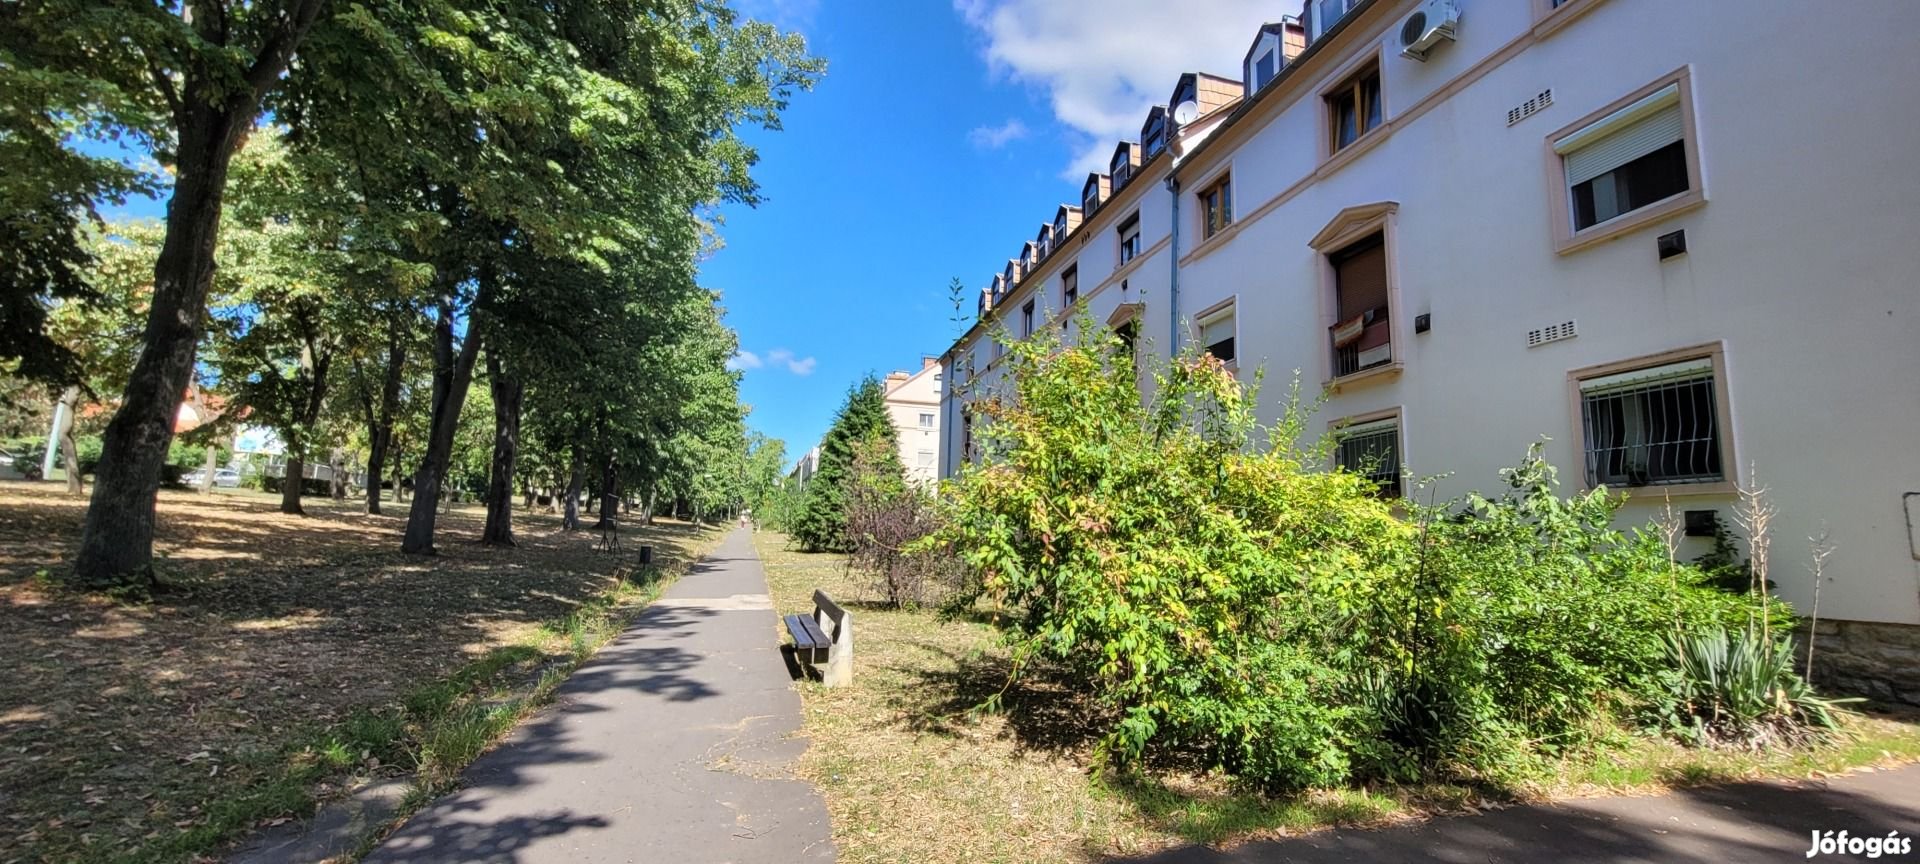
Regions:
[[882, 358, 943, 486], [789, 444, 822, 488]]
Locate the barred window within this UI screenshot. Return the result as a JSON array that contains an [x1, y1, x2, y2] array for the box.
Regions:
[[1335, 417, 1401, 497], [1578, 358, 1722, 487]]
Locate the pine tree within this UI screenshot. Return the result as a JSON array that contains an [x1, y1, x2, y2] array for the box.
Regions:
[[793, 376, 903, 552]]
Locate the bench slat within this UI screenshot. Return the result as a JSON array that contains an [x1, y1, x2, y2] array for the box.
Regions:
[[784, 613, 831, 664]]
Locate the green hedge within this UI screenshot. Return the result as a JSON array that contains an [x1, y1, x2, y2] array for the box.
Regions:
[[932, 320, 1779, 790]]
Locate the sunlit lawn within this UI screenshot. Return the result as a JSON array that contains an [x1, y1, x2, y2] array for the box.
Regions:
[[0, 481, 726, 863], [755, 531, 1920, 863]]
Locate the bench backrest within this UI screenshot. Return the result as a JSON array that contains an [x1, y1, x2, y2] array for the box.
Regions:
[[812, 589, 849, 644]]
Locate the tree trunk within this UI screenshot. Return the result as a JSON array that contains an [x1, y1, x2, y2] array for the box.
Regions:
[[70, 0, 328, 590], [480, 351, 522, 547], [561, 454, 584, 531], [593, 455, 619, 529], [402, 287, 484, 555], [55, 386, 83, 496], [280, 455, 305, 515], [199, 444, 217, 496], [364, 312, 407, 514]]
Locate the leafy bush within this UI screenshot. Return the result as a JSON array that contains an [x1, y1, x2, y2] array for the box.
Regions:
[[933, 320, 1784, 790], [1650, 627, 1852, 748], [843, 437, 953, 606]]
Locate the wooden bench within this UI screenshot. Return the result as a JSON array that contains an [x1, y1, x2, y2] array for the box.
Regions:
[[783, 590, 852, 687]]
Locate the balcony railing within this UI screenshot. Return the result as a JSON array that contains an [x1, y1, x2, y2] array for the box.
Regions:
[[1330, 308, 1392, 378]]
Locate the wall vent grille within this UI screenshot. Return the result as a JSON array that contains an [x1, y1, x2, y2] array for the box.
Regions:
[[1527, 319, 1577, 348], [1507, 89, 1553, 126]]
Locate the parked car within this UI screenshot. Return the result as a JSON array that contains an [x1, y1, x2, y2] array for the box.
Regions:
[[182, 468, 242, 488]]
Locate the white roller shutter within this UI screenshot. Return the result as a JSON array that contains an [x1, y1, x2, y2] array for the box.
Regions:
[[1579, 358, 1713, 396], [1557, 84, 1683, 186]]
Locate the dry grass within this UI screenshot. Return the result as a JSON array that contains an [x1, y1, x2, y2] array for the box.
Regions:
[[755, 532, 1920, 863], [0, 481, 726, 863]]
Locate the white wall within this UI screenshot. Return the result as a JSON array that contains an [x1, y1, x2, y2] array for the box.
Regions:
[[1171, 0, 1920, 627]]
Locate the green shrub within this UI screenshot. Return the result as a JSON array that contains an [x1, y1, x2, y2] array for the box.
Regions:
[[934, 319, 1783, 790], [1650, 627, 1852, 748]]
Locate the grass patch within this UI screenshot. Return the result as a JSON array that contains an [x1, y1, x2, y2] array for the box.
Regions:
[[756, 531, 1920, 862], [0, 482, 725, 864]]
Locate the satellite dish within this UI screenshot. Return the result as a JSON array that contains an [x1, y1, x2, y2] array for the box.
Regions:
[[1172, 100, 1200, 125]]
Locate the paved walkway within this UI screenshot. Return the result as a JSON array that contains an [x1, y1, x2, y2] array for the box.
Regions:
[[365, 528, 833, 864], [1105, 763, 1920, 863]]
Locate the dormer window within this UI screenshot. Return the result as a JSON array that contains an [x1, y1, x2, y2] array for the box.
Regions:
[[1141, 108, 1167, 160], [1037, 227, 1051, 260], [1111, 144, 1135, 191], [1054, 212, 1068, 240], [1253, 49, 1277, 90], [1310, 0, 1358, 39], [1082, 174, 1107, 214]]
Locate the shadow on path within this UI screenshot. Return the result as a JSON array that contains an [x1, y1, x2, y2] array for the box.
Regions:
[[1098, 765, 1920, 863]]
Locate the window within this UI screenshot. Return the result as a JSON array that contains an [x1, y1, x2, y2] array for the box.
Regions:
[[917, 450, 935, 469], [1142, 109, 1167, 160], [1335, 417, 1401, 497], [1055, 212, 1069, 240], [1061, 266, 1079, 308], [1197, 303, 1235, 364], [1111, 144, 1134, 190], [1117, 213, 1142, 264], [1254, 50, 1276, 90], [1556, 83, 1689, 231], [1021, 300, 1035, 338], [1115, 318, 1139, 362], [961, 411, 974, 462], [1576, 355, 1726, 489], [1083, 174, 1104, 214], [918, 412, 935, 429], [1327, 63, 1382, 152], [1199, 174, 1233, 240], [1329, 232, 1390, 377], [1310, 0, 1357, 39]]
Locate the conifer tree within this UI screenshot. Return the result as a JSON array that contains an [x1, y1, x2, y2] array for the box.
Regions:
[[793, 376, 902, 552]]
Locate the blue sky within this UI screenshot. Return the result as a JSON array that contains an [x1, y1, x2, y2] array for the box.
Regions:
[[91, 0, 1285, 468], [714, 0, 1277, 463]]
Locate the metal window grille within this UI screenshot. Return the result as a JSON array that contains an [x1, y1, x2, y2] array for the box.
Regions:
[[1579, 359, 1721, 487], [1335, 419, 1400, 497]]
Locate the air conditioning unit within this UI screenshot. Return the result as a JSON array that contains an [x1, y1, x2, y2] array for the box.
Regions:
[[1399, 0, 1460, 61]]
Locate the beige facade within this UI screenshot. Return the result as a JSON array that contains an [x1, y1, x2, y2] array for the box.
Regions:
[[941, 0, 1920, 702], [884, 358, 943, 486]]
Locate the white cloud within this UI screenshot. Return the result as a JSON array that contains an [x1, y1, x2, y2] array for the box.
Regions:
[[968, 118, 1030, 150], [756, 348, 819, 376], [726, 350, 763, 372], [955, 0, 1274, 177]]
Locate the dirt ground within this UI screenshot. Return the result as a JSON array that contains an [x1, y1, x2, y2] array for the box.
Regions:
[[0, 481, 721, 863]]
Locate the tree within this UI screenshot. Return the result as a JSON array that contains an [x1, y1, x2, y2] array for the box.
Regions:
[[208, 135, 347, 515], [272, 0, 818, 554], [740, 432, 788, 520], [8, 0, 332, 587], [38, 223, 162, 494], [792, 376, 902, 552]]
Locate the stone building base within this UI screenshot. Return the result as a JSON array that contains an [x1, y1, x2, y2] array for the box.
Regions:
[[1797, 618, 1920, 706]]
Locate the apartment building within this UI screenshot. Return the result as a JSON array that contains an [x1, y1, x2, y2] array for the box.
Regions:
[[940, 0, 1920, 702], [884, 358, 944, 485]]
